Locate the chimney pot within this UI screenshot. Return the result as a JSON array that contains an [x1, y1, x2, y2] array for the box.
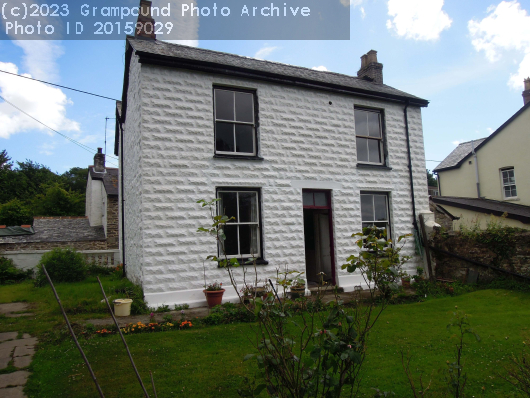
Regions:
[[357, 50, 383, 84], [523, 78, 530, 106], [94, 148, 106, 173], [135, 0, 156, 39]]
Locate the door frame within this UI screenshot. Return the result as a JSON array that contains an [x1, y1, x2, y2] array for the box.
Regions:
[[302, 190, 336, 285]]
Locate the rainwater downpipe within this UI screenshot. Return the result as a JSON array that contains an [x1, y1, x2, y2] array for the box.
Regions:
[[404, 101, 419, 235], [119, 120, 126, 278], [471, 140, 481, 198]]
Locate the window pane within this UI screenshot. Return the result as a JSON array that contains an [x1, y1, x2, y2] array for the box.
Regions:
[[356, 137, 368, 162], [314, 192, 327, 207], [354, 109, 368, 136], [504, 187, 513, 197], [368, 139, 381, 163], [239, 192, 257, 223], [512, 187, 517, 197], [222, 225, 239, 255], [235, 124, 254, 153], [361, 195, 373, 221], [218, 191, 238, 222], [235, 92, 254, 123], [303, 192, 314, 206], [216, 122, 234, 152], [367, 112, 381, 138], [239, 225, 259, 256], [374, 195, 387, 221], [215, 90, 234, 120]]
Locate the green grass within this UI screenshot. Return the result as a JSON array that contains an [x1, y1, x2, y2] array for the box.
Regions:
[[2, 280, 530, 397]]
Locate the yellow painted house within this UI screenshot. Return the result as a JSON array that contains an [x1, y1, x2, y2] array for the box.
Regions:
[[432, 79, 530, 230]]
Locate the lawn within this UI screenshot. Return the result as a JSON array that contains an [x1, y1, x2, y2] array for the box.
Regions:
[[2, 279, 530, 397]]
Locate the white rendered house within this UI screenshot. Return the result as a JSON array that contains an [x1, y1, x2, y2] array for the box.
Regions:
[[115, 27, 431, 308]]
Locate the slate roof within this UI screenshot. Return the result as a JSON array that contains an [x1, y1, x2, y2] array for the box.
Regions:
[[0, 218, 106, 244], [126, 37, 429, 107], [431, 196, 530, 224], [88, 167, 119, 196], [433, 139, 486, 172]]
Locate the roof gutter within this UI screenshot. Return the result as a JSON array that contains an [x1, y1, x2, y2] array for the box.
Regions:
[[404, 100, 419, 235]]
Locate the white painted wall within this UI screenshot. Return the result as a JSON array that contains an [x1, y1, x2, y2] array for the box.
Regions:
[[85, 172, 105, 227], [123, 56, 430, 308]]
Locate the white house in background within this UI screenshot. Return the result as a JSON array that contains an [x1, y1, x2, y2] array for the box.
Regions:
[[114, 4, 431, 308]]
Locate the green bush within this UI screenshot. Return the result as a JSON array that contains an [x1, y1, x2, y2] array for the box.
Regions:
[[0, 199, 33, 226], [35, 248, 87, 286], [112, 280, 148, 315], [0, 256, 33, 284], [202, 302, 255, 326]]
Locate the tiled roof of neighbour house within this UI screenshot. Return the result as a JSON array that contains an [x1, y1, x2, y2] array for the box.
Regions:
[[88, 167, 119, 196], [0, 217, 106, 244], [433, 139, 487, 172], [125, 37, 429, 106], [431, 196, 530, 224]]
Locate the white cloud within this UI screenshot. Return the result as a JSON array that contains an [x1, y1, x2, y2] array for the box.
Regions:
[[452, 140, 462, 146], [386, 0, 452, 41], [360, 7, 366, 19], [13, 41, 63, 81], [0, 62, 80, 139], [312, 66, 329, 72], [254, 46, 278, 60], [468, 1, 530, 90], [40, 142, 56, 156]]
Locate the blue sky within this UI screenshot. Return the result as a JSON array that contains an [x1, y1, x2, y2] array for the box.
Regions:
[[0, 0, 529, 174]]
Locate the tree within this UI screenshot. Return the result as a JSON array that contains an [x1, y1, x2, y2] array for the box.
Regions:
[[427, 169, 438, 187], [0, 199, 33, 226], [61, 167, 88, 194], [32, 183, 85, 217]]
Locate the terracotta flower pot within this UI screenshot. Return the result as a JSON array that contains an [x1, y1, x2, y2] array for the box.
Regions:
[[401, 277, 411, 289], [204, 289, 225, 309], [290, 286, 306, 299]]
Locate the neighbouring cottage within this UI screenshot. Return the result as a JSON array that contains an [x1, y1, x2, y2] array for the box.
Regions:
[[114, 1, 432, 308], [433, 79, 530, 230], [0, 149, 121, 269]]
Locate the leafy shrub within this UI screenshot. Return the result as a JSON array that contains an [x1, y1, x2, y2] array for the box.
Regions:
[[0, 199, 33, 226], [86, 262, 114, 276], [202, 302, 256, 326], [35, 248, 87, 286], [0, 256, 33, 284]]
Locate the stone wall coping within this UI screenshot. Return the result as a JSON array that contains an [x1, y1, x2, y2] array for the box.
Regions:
[[0, 249, 120, 255]]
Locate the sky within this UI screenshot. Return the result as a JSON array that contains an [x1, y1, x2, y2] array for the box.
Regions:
[[0, 0, 529, 174]]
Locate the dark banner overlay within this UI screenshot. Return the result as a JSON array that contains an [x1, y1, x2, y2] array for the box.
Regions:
[[0, 0, 350, 40]]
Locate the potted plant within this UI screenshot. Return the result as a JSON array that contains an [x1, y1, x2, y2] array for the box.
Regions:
[[240, 284, 253, 304], [290, 277, 306, 299], [204, 281, 225, 308], [401, 275, 411, 289]]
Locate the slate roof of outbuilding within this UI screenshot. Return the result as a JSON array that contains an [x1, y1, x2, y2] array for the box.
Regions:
[[433, 139, 487, 172], [126, 37, 429, 106], [431, 196, 530, 224], [88, 167, 119, 196], [0, 218, 106, 244]]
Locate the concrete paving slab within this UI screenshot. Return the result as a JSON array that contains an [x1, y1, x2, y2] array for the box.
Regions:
[[5, 313, 34, 318], [13, 356, 32, 369], [1, 386, 26, 398], [0, 333, 18, 342], [17, 338, 38, 347], [0, 303, 29, 314], [13, 346, 34, 357], [0, 353, 12, 369], [21, 334, 30, 339], [0, 371, 30, 388]]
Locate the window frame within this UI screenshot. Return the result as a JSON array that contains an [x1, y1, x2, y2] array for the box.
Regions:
[[213, 86, 259, 158], [215, 187, 265, 263], [360, 192, 392, 241], [354, 107, 386, 166], [500, 167, 517, 199]]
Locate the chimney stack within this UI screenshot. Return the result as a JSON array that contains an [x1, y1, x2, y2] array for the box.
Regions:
[[523, 78, 530, 106], [135, 0, 156, 40], [357, 50, 383, 84], [94, 148, 105, 173]]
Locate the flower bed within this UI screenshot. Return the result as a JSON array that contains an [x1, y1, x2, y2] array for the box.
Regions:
[[94, 320, 193, 336]]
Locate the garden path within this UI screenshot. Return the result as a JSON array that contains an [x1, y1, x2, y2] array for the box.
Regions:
[[0, 303, 38, 398]]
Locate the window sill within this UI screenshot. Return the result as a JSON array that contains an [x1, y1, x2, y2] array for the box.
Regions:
[[356, 163, 392, 171], [503, 197, 520, 202], [218, 258, 269, 267], [214, 154, 264, 161]]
